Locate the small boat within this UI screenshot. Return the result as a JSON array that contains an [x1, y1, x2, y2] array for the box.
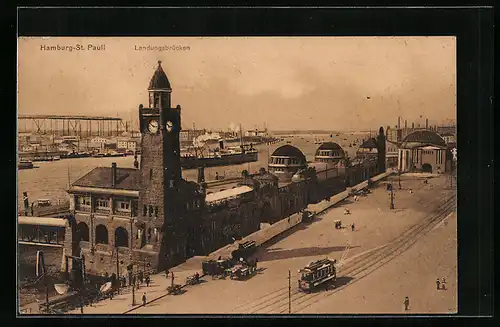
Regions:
[[18, 160, 34, 169]]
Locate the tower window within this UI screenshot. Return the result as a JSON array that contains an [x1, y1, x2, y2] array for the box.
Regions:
[[154, 206, 158, 217], [150, 169, 153, 180], [143, 205, 147, 216], [149, 205, 153, 217]]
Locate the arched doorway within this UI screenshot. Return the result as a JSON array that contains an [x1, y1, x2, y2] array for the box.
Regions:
[[76, 222, 89, 242], [95, 224, 108, 244], [115, 227, 128, 248], [422, 163, 433, 173]]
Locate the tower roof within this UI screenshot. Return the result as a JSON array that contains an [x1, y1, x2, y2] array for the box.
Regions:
[[148, 61, 171, 90], [316, 142, 343, 152]]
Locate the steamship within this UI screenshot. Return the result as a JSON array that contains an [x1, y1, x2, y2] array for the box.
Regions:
[[180, 146, 258, 169], [180, 138, 258, 169]]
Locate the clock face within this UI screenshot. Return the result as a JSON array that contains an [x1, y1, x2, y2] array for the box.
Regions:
[[166, 121, 174, 133], [148, 120, 159, 134]]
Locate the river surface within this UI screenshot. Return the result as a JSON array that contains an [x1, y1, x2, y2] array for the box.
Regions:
[[17, 133, 366, 210]]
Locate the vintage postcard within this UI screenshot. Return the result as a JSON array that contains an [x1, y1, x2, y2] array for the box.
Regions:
[[17, 36, 457, 315]]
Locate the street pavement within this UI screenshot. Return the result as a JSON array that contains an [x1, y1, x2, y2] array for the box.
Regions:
[[68, 174, 455, 314]]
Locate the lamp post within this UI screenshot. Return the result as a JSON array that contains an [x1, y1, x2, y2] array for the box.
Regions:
[[127, 264, 136, 306], [390, 182, 395, 210]]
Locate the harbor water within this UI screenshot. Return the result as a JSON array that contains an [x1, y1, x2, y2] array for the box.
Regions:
[[17, 133, 366, 210]]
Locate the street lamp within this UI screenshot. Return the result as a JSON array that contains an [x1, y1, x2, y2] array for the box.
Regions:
[[127, 264, 136, 306], [398, 171, 402, 190]]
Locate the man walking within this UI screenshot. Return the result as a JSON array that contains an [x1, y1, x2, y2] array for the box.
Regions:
[[142, 293, 147, 306], [436, 278, 441, 290], [403, 297, 410, 311], [441, 278, 446, 290], [351, 223, 355, 232], [145, 275, 150, 287]]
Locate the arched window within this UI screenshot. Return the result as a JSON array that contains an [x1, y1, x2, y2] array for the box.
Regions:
[[76, 222, 89, 242], [95, 224, 108, 244], [115, 227, 129, 248]]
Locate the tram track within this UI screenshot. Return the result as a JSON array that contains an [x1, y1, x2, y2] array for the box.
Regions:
[[233, 187, 456, 314]]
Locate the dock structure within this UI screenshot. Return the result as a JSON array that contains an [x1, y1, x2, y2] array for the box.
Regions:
[[18, 114, 128, 138]]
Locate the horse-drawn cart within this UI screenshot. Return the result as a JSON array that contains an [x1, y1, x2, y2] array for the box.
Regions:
[[167, 284, 182, 295], [185, 273, 201, 286]]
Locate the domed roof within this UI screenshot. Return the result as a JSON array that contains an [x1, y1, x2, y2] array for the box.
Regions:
[[316, 142, 343, 152], [148, 61, 171, 90], [359, 138, 378, 149], [401, 130, 446, 148], [271, 145, 306, 161]]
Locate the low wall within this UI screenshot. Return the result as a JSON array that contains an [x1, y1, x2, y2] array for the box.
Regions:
[[208, 171, 394, 260]]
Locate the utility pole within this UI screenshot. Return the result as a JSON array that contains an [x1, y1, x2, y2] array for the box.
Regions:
[[115, 247, 120, 294], [390, 183, 395, 209], [288, 270, 291, 314], [398, 172, 402, 190]]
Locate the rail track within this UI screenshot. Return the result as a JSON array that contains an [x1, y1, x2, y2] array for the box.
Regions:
[[232, 187, 456, 314]]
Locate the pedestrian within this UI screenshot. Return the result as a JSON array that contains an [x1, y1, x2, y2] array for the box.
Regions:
[[31, 203, 34, 216], [436, 278, 441, 290], [403, 296, 410, 311], [351, 223, 355, 232], [165, 269, 170, 279], [138, 270, 143, 284], [441, 278, 447, 290], [142, 293, 147, 306], [145, 275, 150, 287]]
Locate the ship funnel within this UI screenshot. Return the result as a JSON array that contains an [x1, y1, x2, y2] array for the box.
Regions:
[[219, 139, 224, 150]]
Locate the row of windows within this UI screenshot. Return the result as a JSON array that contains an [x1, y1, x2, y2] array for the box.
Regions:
[[76, 196, 137, 214], [317, 150, 342, 157], [422, 150, 434, 155], [270, 157, 303, 165]]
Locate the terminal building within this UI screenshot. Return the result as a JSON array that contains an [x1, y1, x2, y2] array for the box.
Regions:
[[59, 62, 389, 276], [397, 130, 451, 174]]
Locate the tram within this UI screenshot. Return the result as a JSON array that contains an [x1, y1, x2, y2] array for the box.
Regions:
[[298, 258, 337, 292]]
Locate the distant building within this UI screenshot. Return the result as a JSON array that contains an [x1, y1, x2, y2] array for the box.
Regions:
[[398, 130, 450, 173], [245, 129, 268, 137], [117, 139, 138, 151], [440, 132, 456, 145], [180, 129, 206, 144], [89, 137, 109, 149]]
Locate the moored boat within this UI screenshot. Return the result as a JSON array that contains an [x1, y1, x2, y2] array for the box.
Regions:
[[18, 160, 34, 170]]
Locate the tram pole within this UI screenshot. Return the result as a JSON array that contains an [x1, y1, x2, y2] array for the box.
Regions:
[[288, 270, 291, 314]]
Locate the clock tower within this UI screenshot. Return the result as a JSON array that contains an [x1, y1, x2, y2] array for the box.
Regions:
[[137, 61, 183, 269]]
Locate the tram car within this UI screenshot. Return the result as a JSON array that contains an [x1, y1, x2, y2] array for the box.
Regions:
[[298, 258, 337, 293], [231, 240, 257, 261], [202, 259, 232, 279]]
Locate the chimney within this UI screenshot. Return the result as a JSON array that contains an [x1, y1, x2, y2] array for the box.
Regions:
[[426, 119, 429, 130], [111, 163, 117, 187], [398, 117, 401, 130], [219, 139, 224, 150], [412, 122, 414, 129], [405, 120, 407, 129]]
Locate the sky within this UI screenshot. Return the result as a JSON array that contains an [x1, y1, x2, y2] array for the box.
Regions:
[[18, 37, 456, 131]]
